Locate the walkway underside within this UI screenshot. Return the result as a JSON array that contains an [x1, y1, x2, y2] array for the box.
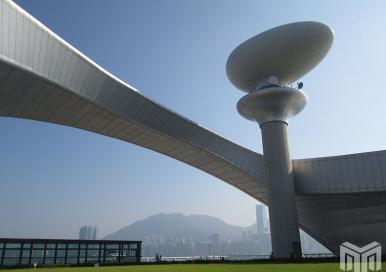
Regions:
[[1, 0, 386, 254]]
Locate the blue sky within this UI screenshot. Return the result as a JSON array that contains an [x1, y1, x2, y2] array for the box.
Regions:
[[1, 0, 386, 238]]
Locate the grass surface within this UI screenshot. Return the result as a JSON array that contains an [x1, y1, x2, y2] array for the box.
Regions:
[[0, 263, 372, 272]]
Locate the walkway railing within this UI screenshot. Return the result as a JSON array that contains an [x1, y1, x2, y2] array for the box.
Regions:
[[141, 253, 336, 263]]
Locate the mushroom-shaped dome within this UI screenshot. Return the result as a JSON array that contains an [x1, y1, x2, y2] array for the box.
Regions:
[[226, 21, 334, 92]]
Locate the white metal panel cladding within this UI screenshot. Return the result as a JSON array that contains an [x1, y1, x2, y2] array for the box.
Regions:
[[2, 0, 386, 255], [0, 62, 266, 204], [293, 150, 386, 194], [0, 0, 266, 196], [296, 192, 386, 254]]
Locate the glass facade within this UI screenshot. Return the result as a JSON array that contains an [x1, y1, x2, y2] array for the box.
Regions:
[[0, 238, 141, 268]]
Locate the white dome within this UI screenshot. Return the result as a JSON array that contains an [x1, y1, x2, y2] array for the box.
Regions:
[[226, 21, 334, 92]]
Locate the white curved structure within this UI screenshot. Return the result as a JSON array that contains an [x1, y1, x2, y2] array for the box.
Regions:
[[0, 0, 267, 202], [226, 21, 334, 92], [237, 87, 307, 124], [228, 21, 334, 258], [1, 0, 386, 257]]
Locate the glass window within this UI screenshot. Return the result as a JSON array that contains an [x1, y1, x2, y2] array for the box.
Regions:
[[86, 257, 98, 264], [122, 248, 130, 256], [4, 249, 19, 258], [67, 250, 78, 258], [46, 243, 56, 249], [44, 258, 55, 265], [31, 249, 44, 258], [79, 249, 86, 258], [21, 258, 30, 265], [30, 258, 43, 265], [55, 258, 65, 265], [103, 256, 118, 264], [0, 240, 138, 266], [122, 256, 136, 262], [105, 249, 118, 257], [88, 244, 99, 250], [32, 244, 45, 249], [5, 243, 21, 249], [106, 244, 119, 249], [66, 257, 77, 264], [45, 249, 55, 258], [56, 250, 65, 258], [3, 259, 18, 266], [87, 249, 98, 258], [68, 243, 78, 249], [22, 250, 30, 258]]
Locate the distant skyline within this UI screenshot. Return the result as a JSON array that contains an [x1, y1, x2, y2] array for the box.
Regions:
[[104, 212, 327, 256], [79, 225, 99, 240], [1, 0, 386, 238]]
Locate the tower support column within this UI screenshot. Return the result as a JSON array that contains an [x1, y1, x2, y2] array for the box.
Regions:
[[225, 21, 334, 260], [261, 121, 301, 258]]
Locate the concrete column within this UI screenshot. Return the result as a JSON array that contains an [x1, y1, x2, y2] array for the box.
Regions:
[[261, 121, 301, 258]]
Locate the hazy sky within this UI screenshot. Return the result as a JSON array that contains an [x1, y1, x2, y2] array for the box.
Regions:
[[1, 0, 386, 239]]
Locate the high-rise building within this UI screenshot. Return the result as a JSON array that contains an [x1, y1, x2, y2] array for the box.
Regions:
[[255, 204, 264, 237], [79, 225, 99, 240], [263, 206, 270, 232]]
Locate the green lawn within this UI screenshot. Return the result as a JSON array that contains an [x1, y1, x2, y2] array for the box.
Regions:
[[0, 263, 370, 272]]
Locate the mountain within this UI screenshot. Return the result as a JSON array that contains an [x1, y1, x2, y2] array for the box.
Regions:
[[104, 213, 254, 241], [104, 213, 328, 256]]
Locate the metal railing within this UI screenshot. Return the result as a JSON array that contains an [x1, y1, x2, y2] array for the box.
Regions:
[[141, 253, 336, 263]]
